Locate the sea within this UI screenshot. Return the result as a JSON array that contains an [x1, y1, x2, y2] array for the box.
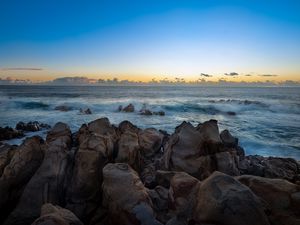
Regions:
[[0, 85, 299, 159]]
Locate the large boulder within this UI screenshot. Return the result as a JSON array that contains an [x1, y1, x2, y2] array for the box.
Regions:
[[16, 121, 51, 132], [0, 136, 44, 223], [65, 118, 115, 222], [31, 203, 83, 225], [4, 123, 72, 225], [163, 120, 240, 180], [102, 163, 162, 225], [122, 103, 135, 112], [0, 144, 17, 176], [237, 175, 300, 225], [138, 128, 163, 158], [193, 171, 270, 225], [0, 126, 24, 141]]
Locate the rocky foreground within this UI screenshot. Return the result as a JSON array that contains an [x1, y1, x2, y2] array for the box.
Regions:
[[0, 118, 299, 225]]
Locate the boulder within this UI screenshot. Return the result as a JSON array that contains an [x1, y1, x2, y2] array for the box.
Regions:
[[148, 185, 169, 223], [0, 144, 17, 177], [65, 119, 115, 222], [0, 126, 24, 141], [0, 136, 44, 223], [220, 129, 238, 147], [16, 121, 51, 132], [79, 108, 92, 115], [139, 128, 164, 158], [237, 175, 300, 225], [54, 105, 72, 112], [163, 120, 240, 180], [102, 163, 162, 225], [4, 123, 72, 225], [122, 103, 135, 112], [193, 171, 270, 225], [31, 203, 83, 225]]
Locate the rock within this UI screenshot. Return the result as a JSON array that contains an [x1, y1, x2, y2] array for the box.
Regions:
[[79, 108, 92, 115], [163, 120, 240, 179], [155, 170, 181, 188], [65, 119, 115, 223], [4, 123, 72, 225], [139, 128, 164, 158], [122, 103, 135, 112], [31, 203, 83, 225], [118, 120, 140, 134], [115, 130, 141, 170], [140, 109, 153, 115], [0, 126, 24, 141], [239, 155, 299, 182], [220, 129, 238, 147], [15, 121, 50, 132], [148, 186, 169, 223], [0, 144, 17, 177], [169, 172, 200, 221], [237, 175, 300, 225], [118, 105, 123, 112], [102, 163, 162, 225], [193, 171, 270, 225], [54, 105, 72, 112], [0, 136, 44, 223], [226, 111, 236, 116]]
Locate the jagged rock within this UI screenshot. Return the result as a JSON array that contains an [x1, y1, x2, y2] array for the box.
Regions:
[[155, 170, 181, 188], [66, 118, 115, 223], [0, 136, 44, 223], [139, 128, 163, 158], [54, 105, 72, 112], [140, 109, 153, 115], [193, 171, 270, 225], [4, 123, 72, 225], [163, 120, 240, 179], [16, 121, 51, 132], [0, 126, 24, 141], [118, 120, 140, 133], [148, 186, 169, 223], [237, 175, 300, 225], [0, 144, 17, 177], [239, 155, 299, 182], [169, 172, 200, 221], [31, 203, 83, 225], [115, 130, 141, 170], [122, 103, 135, 112], [153, 111, 165, 116], [102, 163, 162, 225], [79, 108, 92, 115], [220, 129, 238, 147]]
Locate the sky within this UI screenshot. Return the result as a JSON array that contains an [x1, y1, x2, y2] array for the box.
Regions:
[[0, 0, 300, 83]]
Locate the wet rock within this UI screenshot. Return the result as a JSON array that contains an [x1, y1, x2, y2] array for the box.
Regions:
[[0, 144, 17, 177], [16, 121, 51, 132], [220, 129, 238, 147], [4, 123, 72, 225], [118, 120, 140, 134], [118, 105, 123, 112], [122, 103, 135, 112], [139, 128, 164, 158], [0, 136, 44, 223], [148, 186, 169, 223], [226, 111, 236, 116], [193, 171, 270, 225], [154, 111, 165, 116], [102, 163, 162, 225], [54, 105, 72, 112], [0, 126, 24, 141], [79, 108, 92, 115], [237, 175, 300, 225], [140, 109, 153, 115], [31, 203, 83, 225]]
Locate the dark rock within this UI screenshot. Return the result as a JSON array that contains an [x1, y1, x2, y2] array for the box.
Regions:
[[193, 171, 270, 225], [31, 203, 83, 225], [140, 109, 153, 115], [220, 129, 238, 147], [16, 121, 51, 132], [54, 105, 72, 112], [122, 103, 135, 112], [226, 111, 236, 116], [0, 144, 17, 177], [79, 108, 92, 115], [0, 126, 24, 141]]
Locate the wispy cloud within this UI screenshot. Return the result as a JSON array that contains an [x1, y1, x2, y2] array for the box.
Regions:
[[224, 72, 239, 76], [259, 74, 278, 77], [1, 67, 43, 71], [200, 73, 213, 77], [245, 74, 252, 76]]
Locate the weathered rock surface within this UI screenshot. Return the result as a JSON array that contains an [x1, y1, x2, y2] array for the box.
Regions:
[[31, 203, 83, 225], [3, 123, 71, 225], [0, 136, 44, 223], [163, 120, 240, 180], [237, 175, 300, 225], [193, 171, 270, 225], [0, 126, 24, 141], [16, 121, 51, 132], [102, 163, 162, 225], [0, 144, 17, 176], [122, 103, 135, 112]]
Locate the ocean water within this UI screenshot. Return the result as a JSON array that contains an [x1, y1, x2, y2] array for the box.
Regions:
[[0, 85, 299, 159]]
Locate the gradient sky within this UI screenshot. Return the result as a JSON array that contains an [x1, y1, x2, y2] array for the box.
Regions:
[[0, 0, 300, 82]]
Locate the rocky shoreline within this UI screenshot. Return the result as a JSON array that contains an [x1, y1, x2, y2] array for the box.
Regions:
[[0, 118, 299, 225]]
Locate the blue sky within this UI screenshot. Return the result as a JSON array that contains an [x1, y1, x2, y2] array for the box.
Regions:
[[0, 0, 300, 81]]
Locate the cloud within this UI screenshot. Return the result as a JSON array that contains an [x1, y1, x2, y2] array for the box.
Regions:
[[200, 73, 213, 77], [224, 72, 239, 76], [245, 74, 252, 76], [259, 74, 278, 77], [1, 67, 43, 71]]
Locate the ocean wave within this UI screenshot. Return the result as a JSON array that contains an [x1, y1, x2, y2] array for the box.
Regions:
[[15, 101, 50, 110]]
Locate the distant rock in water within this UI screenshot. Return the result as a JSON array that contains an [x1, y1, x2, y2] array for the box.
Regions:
[[122, 103, 135, 112], [16, 121, 51, 132], [54, 105, 72, 112], [226, 111, 236, 116], [0, 117, 299, 225], [79, 108, 92, 115], [0, 126, 24, 141]]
